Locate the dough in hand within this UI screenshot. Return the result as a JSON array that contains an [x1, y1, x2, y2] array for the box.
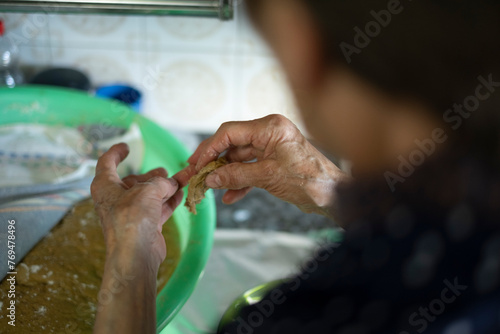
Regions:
[[185, 157, 228, 214]]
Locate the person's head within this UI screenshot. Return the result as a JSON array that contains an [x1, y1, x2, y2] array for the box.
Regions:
[[246, 0, 500, 175]]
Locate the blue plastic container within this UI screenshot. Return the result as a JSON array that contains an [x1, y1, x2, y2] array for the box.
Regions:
[[95, 84, 142, 113]]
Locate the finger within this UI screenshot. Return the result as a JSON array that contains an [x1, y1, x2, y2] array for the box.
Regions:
[[221, 187, 253, 205], [161, 190, 184, 222], [151, 167, 168, 178], [205, 161, 276, 190], [172, 164, 197, 189], [121, 175, 137, 189], [195, 120, 264, 171], [95, 143, 130, 180], [187, 137, 211, 165], [225, 145, 260, 163], [139, 177, 179, 201], [91, 143, 130, 200], [122, 168, 168, 188]]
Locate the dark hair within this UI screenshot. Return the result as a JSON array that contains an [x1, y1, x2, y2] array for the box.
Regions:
[[247, 0, 500, 167]]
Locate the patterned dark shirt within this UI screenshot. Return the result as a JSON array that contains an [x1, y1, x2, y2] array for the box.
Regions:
[[219, 150, 500, 334]]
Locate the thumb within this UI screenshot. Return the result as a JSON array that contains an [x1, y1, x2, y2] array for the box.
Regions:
[[205, 161, 275, 190], [145, 177, 179, 200]]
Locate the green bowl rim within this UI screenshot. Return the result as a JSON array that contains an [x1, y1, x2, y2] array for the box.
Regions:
[[0, 86, 216, 332]]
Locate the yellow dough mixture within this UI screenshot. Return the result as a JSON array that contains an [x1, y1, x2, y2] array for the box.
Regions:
[[0, 198, 180, 333]]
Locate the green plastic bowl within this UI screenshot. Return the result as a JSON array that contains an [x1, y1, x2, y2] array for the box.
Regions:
[[0, 86, 216, 333]]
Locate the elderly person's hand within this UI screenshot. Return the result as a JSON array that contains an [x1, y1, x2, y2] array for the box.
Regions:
[[91, 143, 183, 334], [91, 143, 183, 267], [176, 114, 348, 217]]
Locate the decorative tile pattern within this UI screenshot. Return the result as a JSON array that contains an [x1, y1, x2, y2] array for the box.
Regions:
[[245, 63, 298, 120], [47, 14, 144, 50], [5, 4, 304, 133], [153, 61, 225, 119], [143, 52, 236, 131], [18, 46, 51, 66], [1, 13, 50, 47]]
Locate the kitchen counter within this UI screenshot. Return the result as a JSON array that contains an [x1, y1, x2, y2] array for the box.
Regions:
[[213, 187, 338, 233]]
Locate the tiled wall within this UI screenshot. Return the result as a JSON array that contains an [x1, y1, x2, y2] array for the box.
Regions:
[[1, 4, 304, 133]]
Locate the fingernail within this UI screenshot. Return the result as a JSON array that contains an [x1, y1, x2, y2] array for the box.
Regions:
[[205, 173, 221, 188], [167, 178, 178, 187]]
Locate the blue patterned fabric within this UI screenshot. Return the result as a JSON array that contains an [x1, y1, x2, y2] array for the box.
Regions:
[[0, 177, 92, 281]]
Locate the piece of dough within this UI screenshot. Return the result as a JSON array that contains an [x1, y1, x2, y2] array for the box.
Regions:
[[185, 157, 228, 214]]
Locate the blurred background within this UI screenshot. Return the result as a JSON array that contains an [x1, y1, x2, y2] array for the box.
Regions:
[[0, 4, 341, 332], [1, 5, 305, 133], [0, 4, 336, 233]]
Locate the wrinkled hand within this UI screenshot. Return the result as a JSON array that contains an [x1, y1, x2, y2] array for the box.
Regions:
[[90, 143, 183, 268], [176, 115, 347, 216]]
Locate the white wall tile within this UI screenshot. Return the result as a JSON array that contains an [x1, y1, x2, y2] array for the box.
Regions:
[[48, 47, 143, 88], [5, 3, 302, 133], [18, 46, 51, 66], [146, 15, 237, 55], [1, 13, 51, 48], [47, 14, 146, 50], [140, 52, 237, 132], [234, 2, 272, 57], [236, 55, 304, 131]]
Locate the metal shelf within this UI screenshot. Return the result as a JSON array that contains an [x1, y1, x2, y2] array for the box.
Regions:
[[0, 0, 234, 20]]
